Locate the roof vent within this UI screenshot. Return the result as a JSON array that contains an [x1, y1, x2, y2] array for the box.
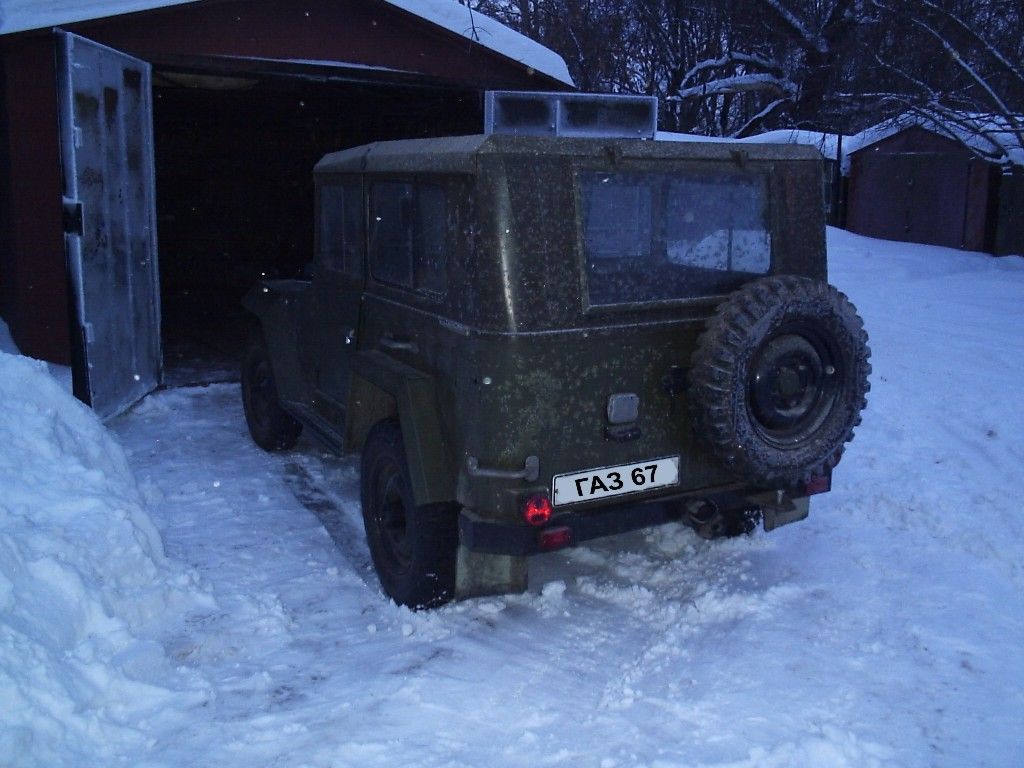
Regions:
[[484, 91, 658, 140]]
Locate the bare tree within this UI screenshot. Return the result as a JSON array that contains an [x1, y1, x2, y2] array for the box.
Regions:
[[461, 0, 639, 92], [866, 0, 1024, 161], [461, 0, 1024, 150]]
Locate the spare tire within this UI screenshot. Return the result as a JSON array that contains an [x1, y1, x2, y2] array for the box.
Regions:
[[689, 275, 870, 485]]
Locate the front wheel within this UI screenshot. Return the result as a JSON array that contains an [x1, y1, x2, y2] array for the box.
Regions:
[[241, 331, 302, 451], [360, 421, 458, 609]]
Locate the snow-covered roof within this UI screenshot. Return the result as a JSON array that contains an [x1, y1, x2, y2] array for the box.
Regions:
[[384, 0, 571, 85], [658, 128, 850, 168], [739, 129, 845, 162], [667, 115, 1024, 172], [0, 0, 198, 33], [658, 129, 849, 162], [846, 112, 1024, 168], [0, 0, 573, 86], [655, 130, 735, 144]]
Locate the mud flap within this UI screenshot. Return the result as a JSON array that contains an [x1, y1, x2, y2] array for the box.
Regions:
[[762, 495, 810, 532], [455, 545, 528, 600]]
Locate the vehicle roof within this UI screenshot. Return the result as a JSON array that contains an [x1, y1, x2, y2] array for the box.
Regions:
[[314, 134, 825, 175]]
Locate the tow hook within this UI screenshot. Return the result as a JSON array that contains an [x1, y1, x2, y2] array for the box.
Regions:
[[758, 490, 810, 532]]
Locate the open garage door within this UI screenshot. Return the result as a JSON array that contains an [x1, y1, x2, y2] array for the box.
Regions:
[[57, 31, 161, 418]]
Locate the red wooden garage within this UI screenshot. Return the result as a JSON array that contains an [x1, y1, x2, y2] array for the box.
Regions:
[[845, 119, 1023, 256], [0, 0, 571, 415]]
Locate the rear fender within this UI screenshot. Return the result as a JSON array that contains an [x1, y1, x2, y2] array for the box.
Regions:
[[346, 351, 455, 506]]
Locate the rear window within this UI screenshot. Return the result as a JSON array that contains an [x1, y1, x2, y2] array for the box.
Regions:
[[580, 170, 772, 305]]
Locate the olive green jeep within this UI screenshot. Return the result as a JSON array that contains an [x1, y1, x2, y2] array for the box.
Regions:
[[241, 104, 870, 609]]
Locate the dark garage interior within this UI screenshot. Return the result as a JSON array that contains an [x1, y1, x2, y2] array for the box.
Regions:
[[151, 67, 481, 384], [0, 0, 571, 416]]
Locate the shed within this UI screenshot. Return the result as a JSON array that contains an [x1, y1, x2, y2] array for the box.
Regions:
[[0, 0, 572, 416], [844, 116, 1023, 256]]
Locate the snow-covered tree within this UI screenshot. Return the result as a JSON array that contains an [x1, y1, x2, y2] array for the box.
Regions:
[[865, 0, 1024, 162], [461, 0, 1024, 148]]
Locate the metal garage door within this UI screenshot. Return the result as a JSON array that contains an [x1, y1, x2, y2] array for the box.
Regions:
[[56, 31, 161, 418]]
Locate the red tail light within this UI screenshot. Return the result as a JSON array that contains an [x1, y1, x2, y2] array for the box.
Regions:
[[538, 526, 572, 552], [805, 474, 831, 496], [523, 494, 553, 526]]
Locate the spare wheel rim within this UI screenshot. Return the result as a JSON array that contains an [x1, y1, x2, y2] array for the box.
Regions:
[[747, 321, 841, 446]]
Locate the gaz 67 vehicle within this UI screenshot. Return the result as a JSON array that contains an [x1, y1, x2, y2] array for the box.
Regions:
[[241, 93, 870, 609]]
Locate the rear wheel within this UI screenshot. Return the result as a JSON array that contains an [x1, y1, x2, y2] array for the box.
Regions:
[[360, 421, 458, 609], [241, 332, 302, 451]]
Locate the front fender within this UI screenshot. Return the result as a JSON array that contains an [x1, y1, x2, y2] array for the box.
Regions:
[[241, 280, 310, 404]]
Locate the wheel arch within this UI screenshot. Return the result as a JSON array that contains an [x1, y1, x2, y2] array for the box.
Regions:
[[241, 282, 308, 404], [346, 351, 456, 506]]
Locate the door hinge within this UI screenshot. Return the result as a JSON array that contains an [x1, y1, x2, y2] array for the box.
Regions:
[[63, 198, 84, 236]]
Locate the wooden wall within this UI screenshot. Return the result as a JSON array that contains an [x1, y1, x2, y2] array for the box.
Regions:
[[846, 127, 1000, 253]]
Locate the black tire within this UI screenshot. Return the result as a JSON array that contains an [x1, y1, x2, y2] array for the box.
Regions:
[[689, 276, 870, 485], [360, 421, 458, 609], [241, 332, 302, 452]]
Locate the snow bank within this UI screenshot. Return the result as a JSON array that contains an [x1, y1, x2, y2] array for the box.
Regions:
[[0, 351, 211, 767], [0, 316, 18, 355]]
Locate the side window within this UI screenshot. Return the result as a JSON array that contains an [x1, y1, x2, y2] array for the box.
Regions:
[[369, 180, 448, 297], [369, 182, 414, 287], [318, 180, 363, 278], [416, 185, 446, 294]]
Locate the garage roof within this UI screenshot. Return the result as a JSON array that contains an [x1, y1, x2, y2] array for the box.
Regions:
[[846, 112, 1024, 167], [0, 0, 573, 86]]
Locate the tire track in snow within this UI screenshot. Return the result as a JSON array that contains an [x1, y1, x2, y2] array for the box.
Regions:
[[281, 458, 377, 588]]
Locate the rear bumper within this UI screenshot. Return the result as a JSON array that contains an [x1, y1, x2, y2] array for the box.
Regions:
[[460, 498, 682, 556], [459, 490, 810, 556]]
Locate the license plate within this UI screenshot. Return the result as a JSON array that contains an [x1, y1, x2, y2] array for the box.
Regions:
[[551, 456, 680, 507]]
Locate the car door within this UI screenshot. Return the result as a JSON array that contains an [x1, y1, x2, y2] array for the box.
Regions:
[[306, 176, 365, 427]]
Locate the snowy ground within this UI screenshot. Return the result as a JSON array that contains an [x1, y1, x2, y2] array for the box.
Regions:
[[3, 228, 1024, 767]]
